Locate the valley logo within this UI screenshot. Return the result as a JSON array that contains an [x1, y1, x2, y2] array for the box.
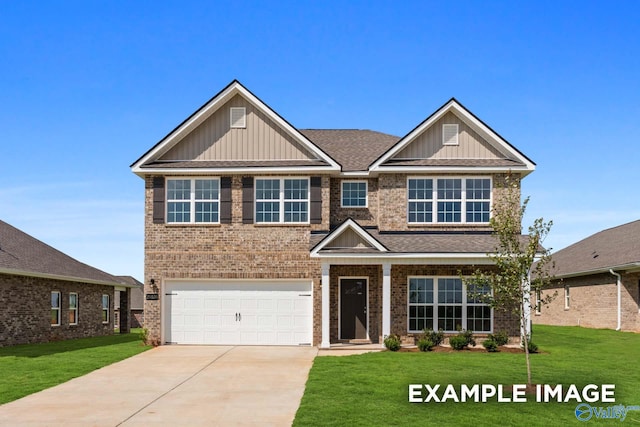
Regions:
[[575, 403, 640, 422]]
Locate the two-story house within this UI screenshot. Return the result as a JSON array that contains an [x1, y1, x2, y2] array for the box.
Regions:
[[131, 80, 535, 347]]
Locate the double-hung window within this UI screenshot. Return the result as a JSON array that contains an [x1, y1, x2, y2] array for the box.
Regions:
[[341, 181, 367, 207], [51, 291, 61, 326], [256, 178, 309, 223], [167, 178, 220, 224], [407, 277, 492, 333], [408, 177, 491, 224], [69, 293, 78, 325], [102, 295, 110, 324]]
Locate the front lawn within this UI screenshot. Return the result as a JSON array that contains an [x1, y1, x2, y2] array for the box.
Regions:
[[294, 326, 640, 426], [0, 331, 150, 404]]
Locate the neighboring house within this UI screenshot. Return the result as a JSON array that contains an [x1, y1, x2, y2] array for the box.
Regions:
[[131, 80, 536, 347], [114, 276, 144, 329], [0, 220, 136, 347], [534, 220, 640, 332]]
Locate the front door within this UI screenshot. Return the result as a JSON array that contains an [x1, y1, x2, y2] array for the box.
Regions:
[[340, 278, 368, 340]]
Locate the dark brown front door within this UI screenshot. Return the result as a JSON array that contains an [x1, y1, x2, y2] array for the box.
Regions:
[[340, 278, 367, 340]]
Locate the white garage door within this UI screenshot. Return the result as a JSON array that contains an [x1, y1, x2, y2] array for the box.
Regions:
[[165, 281, 313, 346]]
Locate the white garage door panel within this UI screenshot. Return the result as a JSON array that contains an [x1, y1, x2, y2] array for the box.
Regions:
[[166, 281, 312, 346]]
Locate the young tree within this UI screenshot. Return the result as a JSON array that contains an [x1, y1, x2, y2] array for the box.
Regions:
[[465, 173, 555, 386]]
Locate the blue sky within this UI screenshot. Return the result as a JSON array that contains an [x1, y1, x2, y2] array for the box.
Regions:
[[1, 1, 639, 281]]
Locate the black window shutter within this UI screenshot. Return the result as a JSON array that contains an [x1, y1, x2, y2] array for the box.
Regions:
[[220, 177, 232, 224], [242, 177, 254, 224], [152, 177, 165, 224], [310, 176, 322, 224]]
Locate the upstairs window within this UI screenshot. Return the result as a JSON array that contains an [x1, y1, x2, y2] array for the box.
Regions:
[[256, 178, 309, 224], [341, 181, 367, 207], [408, 177, 491, 224], [167, 178, 220, 224]]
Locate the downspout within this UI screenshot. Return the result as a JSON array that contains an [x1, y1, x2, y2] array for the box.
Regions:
[[609, 269, 622, 331]]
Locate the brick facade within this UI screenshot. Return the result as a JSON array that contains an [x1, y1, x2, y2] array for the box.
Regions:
[[534, 272, 640, 332], [143, 172, 523, 346], [0, 273, 114, 347]]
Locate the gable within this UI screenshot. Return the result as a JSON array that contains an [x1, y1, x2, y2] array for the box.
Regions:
[[159, 94, 319, 162], [393, 111, 505, 160], [369, 98, 535, 174], [324, 228, 374, 249], [131, 80, 340, 174]]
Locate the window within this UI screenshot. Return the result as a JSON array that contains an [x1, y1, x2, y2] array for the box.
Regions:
[[102, 295, 110, 324], [341, 181, 367, 207], [255, 178, 309, 223], [564, 286, 570, 309], [443, 124, 459, 145], [167, 178, 220, 224], [408, 277, 492, 333], [408, 177, 491, 224], [51, 291, 61, 326], [69, 293, 78, 325]]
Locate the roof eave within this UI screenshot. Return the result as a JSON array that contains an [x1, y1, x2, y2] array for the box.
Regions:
[[133, 165, 340, 177], [553, 262, 640, 279], [0, 267, 132, 288]]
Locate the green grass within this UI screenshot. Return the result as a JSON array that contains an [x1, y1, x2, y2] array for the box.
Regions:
[[0, 331, 150, 404], [294, 326, 640, 426]]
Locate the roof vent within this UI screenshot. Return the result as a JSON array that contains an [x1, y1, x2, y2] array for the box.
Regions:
[[442, 124, 459, 145], [230, 107, 246, 128]]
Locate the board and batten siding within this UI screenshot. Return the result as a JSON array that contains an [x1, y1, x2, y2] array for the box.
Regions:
[[326, 229, 372, 249], [394, 112, 506, 160], [159, 94, 317, 162]]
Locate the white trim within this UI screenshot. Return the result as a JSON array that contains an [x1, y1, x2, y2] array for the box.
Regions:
[[406, 276, 493, 334], [166, 177, 221, 224], [135, 166, 338, 175], [69, 292, 78, 325], [131, 81, 341, 175], [407, 176, 492, 225], [373, 165, 532, 174], [442, 123, 459, 145], [310, 218, 388, 256], [51, 291, 61, 327], [338, 277, 369, 341], [369, 99, 536, 174], [340, 180, 368, 208], [382, 263, 391, 343], [321, 263, 331, 348], [254, 177, 310, 224], [311, 253, 494, 265]]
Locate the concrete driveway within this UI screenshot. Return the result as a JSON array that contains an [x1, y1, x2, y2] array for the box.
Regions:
[[0, 345, 318, 426]]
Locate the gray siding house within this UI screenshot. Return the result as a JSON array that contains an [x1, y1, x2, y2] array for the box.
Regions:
[[0, 220, 135, 346]]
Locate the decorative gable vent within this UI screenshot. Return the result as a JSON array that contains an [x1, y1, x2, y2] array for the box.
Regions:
[[442, 123, 459, 145], [230, 107, 246, 128]]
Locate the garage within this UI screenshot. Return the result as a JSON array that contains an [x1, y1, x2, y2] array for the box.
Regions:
[[164, 280, 313, 346]]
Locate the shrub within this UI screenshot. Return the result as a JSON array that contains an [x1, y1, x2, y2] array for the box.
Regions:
[[524, 340, 539, 353], [449, 335, 469, 350], [482, 339, 499, 352], [423, 329, 445, 347], [488, 331, 509, 346], [417, 337, 434, 352], [460, 329, 476, 347], [384, 334, 402, 351]]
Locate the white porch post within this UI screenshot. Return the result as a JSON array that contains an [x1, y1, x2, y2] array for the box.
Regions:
[[382, 263, 391, 347], [320, 263, 331, 349]]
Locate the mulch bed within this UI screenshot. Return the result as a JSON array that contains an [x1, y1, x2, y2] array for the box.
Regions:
[[397, 345, 524, 353]]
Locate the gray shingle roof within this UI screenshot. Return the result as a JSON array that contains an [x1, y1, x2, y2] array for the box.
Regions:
[[550, 220, 640, 277], [300, 129, 400, 172], [0, 220, 124, 286]]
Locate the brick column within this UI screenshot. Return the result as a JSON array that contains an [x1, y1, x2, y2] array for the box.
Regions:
[[119, 288, 131, 334]]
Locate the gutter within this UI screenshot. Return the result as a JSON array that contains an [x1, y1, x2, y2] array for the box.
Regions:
[[609, 269, 622, 331]]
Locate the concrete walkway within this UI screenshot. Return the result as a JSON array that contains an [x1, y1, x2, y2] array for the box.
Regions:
[[0, 345, 318, 427]]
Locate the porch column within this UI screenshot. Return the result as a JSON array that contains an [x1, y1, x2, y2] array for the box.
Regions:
[[320, 263, 331, 349], [382, 263, 391, 346]]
